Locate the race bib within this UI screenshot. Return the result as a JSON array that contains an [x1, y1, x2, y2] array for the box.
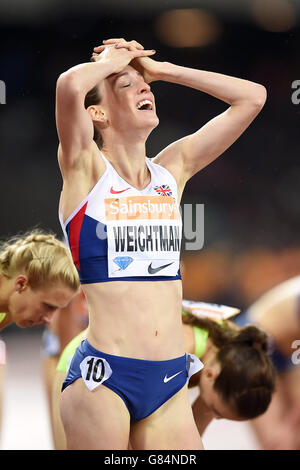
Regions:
[[186, 353, 204, 380], [182, 300, 241, 322], [80, 356, 113, 391], [105, 195, 182, 278]]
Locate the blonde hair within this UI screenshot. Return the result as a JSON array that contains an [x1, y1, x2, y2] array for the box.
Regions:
[[0, 229, 80, 291]]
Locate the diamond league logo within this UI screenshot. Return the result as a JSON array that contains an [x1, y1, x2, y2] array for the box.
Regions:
[[113, 256, 133, 271]]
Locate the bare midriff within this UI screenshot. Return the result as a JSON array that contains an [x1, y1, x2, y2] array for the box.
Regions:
[[59, 148, 186, 361], [82, 279, 185, 361]]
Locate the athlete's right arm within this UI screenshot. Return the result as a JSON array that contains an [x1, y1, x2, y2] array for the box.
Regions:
[[56, 45, 156, 176], [55, 59, 118, 175]]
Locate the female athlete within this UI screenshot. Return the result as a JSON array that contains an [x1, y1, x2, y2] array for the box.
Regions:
[[56, 37, 266, 449]]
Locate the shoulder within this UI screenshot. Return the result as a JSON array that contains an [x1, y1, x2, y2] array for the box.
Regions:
[[250, 276, 300, 318], [152, 146, 184, 181], [151, 154, 186, 201]]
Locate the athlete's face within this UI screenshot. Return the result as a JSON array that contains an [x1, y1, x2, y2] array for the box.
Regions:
[[8, 276, 77, 328], [199, 363, 244, 422], [101, 65, 159, 133]]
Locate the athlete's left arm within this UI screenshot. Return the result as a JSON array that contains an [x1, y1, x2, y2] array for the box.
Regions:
[[93, 42, 266, 189], [152, 62, 266, 188]]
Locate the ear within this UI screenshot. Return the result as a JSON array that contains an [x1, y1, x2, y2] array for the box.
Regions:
[[204, 366, 219, 384], [87, 106, 109, 129], [15, 275, 29, 293]]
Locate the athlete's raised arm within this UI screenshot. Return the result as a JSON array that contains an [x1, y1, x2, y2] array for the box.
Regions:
[[153, 62, 266, 189], [55, 43, 155, 177], [94, 39, 266, 193]]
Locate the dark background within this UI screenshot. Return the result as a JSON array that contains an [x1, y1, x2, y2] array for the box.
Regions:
[[1, 0, 300, 310]]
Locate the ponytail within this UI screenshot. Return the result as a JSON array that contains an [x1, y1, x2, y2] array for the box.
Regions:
[[0, 229, 80, 292], [183, 313, 276, 419]]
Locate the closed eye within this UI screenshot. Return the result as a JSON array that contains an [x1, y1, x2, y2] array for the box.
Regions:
[[122, 83, 131, 88], [44, 303, 58, 310]]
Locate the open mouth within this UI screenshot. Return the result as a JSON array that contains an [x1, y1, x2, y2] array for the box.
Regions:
[[136, 99, 153, 111]]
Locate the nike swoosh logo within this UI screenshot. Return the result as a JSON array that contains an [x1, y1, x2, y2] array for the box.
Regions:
[[148, 262, 174, 274], [163, 371, 183, 383], [110, 186, 131, 194]]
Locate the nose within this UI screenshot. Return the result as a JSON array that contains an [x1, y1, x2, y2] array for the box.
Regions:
[[41, 311, 56, 325], [139, 81, 151, 94]]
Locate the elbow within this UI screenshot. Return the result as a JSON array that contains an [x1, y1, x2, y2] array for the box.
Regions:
[[56, 71, 70, 89], [248, 84, 267, 110], [56, 71, 82, 95]]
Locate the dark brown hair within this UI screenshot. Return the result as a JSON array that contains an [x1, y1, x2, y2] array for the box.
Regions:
[[183, 313, 276, 419], [84, 84, 103, 149]]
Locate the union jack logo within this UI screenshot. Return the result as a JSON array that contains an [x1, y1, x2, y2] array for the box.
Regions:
[[153, 184, 173, 196]]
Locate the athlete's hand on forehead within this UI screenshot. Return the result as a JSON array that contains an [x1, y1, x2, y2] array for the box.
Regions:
[[91, 39, 156, 76], [91, 38, 149, 61], [94, 38, 145, 53], [92, 38, 162, 84]]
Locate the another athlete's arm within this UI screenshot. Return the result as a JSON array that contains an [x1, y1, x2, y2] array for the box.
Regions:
[[0, 364, 4, 439], [0, 339, 6, 439], [192, 395, 215, 436], [250, 375, 298, 449], [52, 370, 67, 450]]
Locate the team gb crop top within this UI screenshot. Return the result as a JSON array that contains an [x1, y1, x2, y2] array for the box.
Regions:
[[59, 152, 182, 283]]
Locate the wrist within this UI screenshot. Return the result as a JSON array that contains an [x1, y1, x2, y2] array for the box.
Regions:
[[157, 61, 180, 82], [94, 57, 122, 75]]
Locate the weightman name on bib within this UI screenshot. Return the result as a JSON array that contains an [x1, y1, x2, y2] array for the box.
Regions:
[[105, 195, 182, 278]]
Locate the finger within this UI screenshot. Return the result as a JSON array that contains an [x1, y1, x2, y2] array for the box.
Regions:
[[133, 49, 156, 57], [104, 39, 144, 50], [102, 38, 126, 44], [93, 45, 106, 51], [122, 40, 144, 50], [129, 40, 144, 50], [114, 43, 137, 51], [114, 41, 146, 52]]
